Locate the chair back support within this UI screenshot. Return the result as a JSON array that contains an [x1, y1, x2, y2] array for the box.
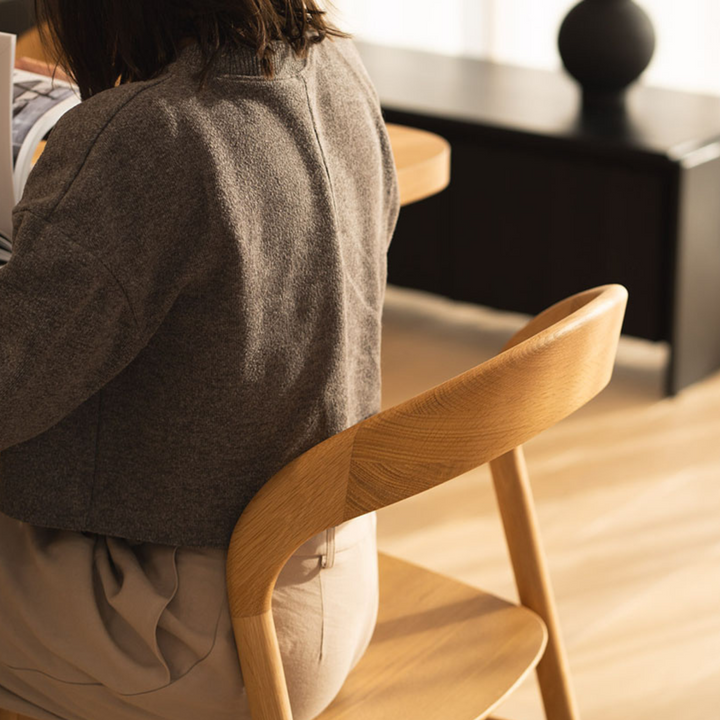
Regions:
[[226, 284, 627, 720]]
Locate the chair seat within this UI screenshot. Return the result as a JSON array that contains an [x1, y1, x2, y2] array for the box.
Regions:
[[317, 553, 547, 720]]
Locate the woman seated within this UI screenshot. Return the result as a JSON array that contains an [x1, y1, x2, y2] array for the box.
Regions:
[[0, 1, 400, 718]]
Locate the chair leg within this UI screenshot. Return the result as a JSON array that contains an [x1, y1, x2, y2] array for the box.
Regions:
[[490, 447, 581, 720]]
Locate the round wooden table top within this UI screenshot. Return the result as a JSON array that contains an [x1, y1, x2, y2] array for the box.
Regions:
[[386, 123, 451, 206]]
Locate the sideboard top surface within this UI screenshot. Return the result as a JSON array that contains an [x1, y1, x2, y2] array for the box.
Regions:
[[356, 41, 720, 161]]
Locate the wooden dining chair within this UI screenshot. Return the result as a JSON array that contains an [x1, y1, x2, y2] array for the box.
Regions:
[[0, 284, 627, 720], [227, 284, 628, 720]]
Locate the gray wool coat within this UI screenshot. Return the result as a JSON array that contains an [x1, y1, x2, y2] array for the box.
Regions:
[[0, 37, 400, 547]]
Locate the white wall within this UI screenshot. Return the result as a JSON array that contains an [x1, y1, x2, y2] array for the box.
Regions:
[[326, 0, 720, 97]]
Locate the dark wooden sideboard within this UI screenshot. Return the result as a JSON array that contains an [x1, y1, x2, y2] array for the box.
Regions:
[[356, 41, 720, 396]]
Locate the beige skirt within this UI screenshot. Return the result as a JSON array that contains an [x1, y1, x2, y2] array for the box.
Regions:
[[0, 509, 378, 720]]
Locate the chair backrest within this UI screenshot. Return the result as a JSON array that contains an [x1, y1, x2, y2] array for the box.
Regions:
[[226, 283, 627, 720]]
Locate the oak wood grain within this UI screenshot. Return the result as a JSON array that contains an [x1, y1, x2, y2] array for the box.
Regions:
[[377, 284, 720, 720], [227, 285, 627, 720], [491, 449, 581, 720], [317, 553, 547, 720], [386, 123, 451, 206]]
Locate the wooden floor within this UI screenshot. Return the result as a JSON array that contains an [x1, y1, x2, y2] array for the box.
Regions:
[[377, 286, 720, 720]]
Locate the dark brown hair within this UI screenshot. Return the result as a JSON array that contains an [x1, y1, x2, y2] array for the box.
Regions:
[[35, 0, 351, 100]]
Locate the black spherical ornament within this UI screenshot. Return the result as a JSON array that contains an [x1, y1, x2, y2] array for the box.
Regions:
[[558, 0, 656, 110]]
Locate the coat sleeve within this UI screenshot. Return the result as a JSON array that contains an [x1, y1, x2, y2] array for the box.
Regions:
[[0, 84, 207, 452], [0, 210, 151, 451]]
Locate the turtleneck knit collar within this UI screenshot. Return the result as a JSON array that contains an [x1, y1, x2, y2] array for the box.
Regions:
[[167, 39, 311, 80]]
